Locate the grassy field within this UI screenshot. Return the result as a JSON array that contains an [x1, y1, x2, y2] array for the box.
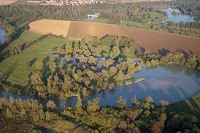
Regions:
[[0, 36, 67, 85], [166, 93, 200, 123], [86, 18, 110, 23], [2, 30, 41, 54], [143, 11, 166, 22], [121, 21, 151, 29]]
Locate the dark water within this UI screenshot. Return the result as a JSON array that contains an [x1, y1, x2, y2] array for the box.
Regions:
[[0, 28, 6, 44], [0, 89, 31, 100], [1, 64, 200, 107], [161, 8, 195, 23]]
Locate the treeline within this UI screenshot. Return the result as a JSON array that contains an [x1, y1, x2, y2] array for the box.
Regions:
[[95, 3, 167, 24], [136, 50, 200, 70], [0, 95, 199, 132], [63, 96, 199, 132], [0, 4, 90, 27], [0, 96, 59, 122], [174, 0, 200, 21]]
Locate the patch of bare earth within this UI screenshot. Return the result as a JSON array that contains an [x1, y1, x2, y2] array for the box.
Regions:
[[29, 19, 71, 37], [0, 0, 17, 5], [68, 21, 200, 54]]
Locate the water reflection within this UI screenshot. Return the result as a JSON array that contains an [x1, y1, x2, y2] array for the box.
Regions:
[[161, 8, 195, 23], [85, 64, 200, 106]]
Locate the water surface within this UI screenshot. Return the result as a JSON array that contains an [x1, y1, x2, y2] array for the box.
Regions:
[[0, 28, 6, 44], [83, 64, 200, 106], [83, 12, 100, 21], [161, 8, 195, 23]]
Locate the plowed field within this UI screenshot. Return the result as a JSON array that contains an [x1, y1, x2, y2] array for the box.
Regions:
[[29, 19, 200, 54]]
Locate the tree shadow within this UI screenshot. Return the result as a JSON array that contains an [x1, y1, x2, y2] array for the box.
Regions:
[[2, 62, 17, 80], [34, 125, 57, 133], [175, 48, 189, 57], [140, 47, 145, 54], [157, 48, 170, 56], [43, 56, 50, 66], [28, 58, 37, 68]]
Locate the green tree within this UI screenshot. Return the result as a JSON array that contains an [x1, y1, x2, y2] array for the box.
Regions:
[[116, 96, 126, 109], [36, 61, 44, 70], [46, 100, 56, 110]]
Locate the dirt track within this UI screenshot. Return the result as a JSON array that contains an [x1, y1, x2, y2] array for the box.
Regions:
[[0, 0, 17, 5], [29, 19, 200, 54]]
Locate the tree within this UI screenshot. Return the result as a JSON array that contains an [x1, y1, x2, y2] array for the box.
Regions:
[[110, 46, 120, 58], [141, 96, 154, 109], [36, 61, 44, 70], [132, 95, 138, 107], [87, 97, 100, 113], [116, 96, 126, 109], [66, 43, 73, 54], [46, 100, 56, 110], [109, 67, 118, 75]]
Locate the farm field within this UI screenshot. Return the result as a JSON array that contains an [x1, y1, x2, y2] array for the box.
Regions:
[[68, 21, 200, 54], [29, 19, 71, 37], [29, 19, 200, 54]]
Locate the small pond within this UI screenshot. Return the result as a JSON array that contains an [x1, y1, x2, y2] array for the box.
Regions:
[[0, 28, 6, 45], [161, 8, 195, 23], [1, 64, 200, 107], [83, 12, 100, 21]]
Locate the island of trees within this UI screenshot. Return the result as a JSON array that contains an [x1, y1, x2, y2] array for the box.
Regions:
[[0, 0, 200, 132]]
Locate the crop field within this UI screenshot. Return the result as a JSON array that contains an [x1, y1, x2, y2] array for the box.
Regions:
[[29, 19, 200, 54], [29, 19, 71, 37]]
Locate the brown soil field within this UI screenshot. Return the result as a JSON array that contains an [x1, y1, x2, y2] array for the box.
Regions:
[[0, 0, 18, 5], [29, 19, 200, 54], [68, 21, 200, 54], [29, 19, 71, 37]]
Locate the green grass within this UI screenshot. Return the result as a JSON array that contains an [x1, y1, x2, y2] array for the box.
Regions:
[[166, 93, 200, 121], [121, 21, 151, 29], [2, 30, 41, 54], [0, 36, 67, 85], [143, 11, 166, 22]]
